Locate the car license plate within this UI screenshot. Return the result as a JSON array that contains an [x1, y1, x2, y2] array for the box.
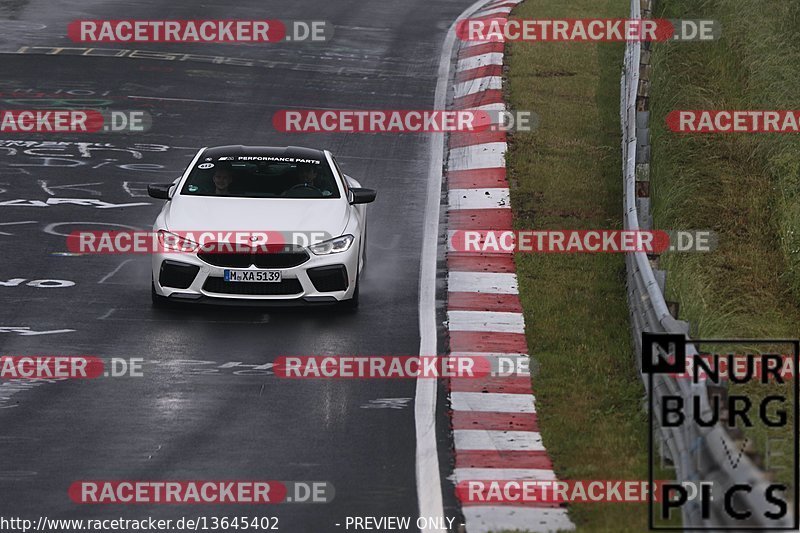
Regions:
[[224, 269, 281, 282]]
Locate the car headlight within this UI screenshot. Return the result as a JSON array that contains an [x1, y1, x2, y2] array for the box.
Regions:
[[308, 234, 355, 255], [157, 230, 199, 253]]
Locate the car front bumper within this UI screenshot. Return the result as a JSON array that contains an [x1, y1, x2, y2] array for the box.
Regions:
[[151, 241, 360, 304]]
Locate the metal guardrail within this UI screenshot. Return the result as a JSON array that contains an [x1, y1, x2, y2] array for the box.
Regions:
[[621, 0, 793, 528]]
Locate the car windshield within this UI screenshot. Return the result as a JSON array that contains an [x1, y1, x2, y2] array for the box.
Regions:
[[180, 156, 341, 198]]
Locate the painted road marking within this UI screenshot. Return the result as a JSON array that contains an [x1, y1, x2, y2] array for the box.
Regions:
[[453, 76, 503, 98], [454, 429, 545, 451], [443, 1, 575, 530], [462, 507, 574, 533], [457, 53, 504, 72], [451, 392, 536, 413], [448, 271, 518, 294], [418, 0, 509, 531], [453, 467, 556, 482], [448, 143, 506, 171], [447, 310, 524, 333], [0, 326, 75, 335], [448, 188, 510, 210], [475, 6, 515, 17]]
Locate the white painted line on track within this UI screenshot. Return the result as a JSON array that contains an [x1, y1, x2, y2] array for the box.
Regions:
[[454, 429, 545, 451], [475, 6, 515, 17], [451, 392, 536, 413], [449, 352, 531, 376], [448, 143, 506, 171], [451, 351, 527, 358], [453, 468, 557, 482], [418, 1, 501, 531], [460, 38, 499, 49], [447, 310, 525, 333], [0, 327, 75, 336], [461, 507, 575, 533], [447, 230, 515, 252], [437, 0, 575, 530], [0, 221, 37, 236], [448, 187, 510, 210], [453, 76, 503, 98], [448, 271, 518, 294], [97, 259, 134, 284], [466, 102, 507, 112], [457, 53, 504, 72]]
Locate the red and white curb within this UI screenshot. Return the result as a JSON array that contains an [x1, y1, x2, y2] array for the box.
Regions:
[[445, 1, 575, 531]]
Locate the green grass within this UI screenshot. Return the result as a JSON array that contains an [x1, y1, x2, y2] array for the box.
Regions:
[[649, 0, 800, 495], [503, 0, 654, 530]]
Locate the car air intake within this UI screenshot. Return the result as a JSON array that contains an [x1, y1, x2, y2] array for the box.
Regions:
[[159, 261, 200, 289], [307, 265, 349, 292]]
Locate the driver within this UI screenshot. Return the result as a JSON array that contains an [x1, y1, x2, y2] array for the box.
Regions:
[[212, 163, 236, 195], [293, 163, 319, 187], [285, 162, 334, 197]]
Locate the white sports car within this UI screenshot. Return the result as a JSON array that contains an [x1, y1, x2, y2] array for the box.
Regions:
[[148, 145, 375, 308]]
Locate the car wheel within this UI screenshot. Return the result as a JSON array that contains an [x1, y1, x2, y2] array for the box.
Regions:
[[151, 280, 171, 308]]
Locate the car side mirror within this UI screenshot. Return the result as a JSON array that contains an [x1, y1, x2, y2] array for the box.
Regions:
[[349, 188, 376, 205], [148, 183, 173, 200]]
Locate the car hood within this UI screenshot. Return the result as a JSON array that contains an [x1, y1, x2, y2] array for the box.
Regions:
[[163, 196, 350, 236]]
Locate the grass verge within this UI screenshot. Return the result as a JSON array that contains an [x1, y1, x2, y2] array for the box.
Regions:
[[649, 0, 800, 496], [503, 0, 652, 530]]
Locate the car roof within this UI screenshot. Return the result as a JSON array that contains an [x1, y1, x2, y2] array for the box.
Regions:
[[202, 145, 326, 161]]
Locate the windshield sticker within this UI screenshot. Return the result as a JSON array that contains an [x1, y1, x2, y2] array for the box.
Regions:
[[234, 156, 321, 164]]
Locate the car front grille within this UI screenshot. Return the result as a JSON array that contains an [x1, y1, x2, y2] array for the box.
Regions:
[[197, 244, 309, 269]]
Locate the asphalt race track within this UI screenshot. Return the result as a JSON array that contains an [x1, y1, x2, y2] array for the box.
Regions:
[[0, 0, 471, 530]]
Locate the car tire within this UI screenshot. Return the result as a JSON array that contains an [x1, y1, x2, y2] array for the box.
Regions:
[[151, 280, 171, 308]]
